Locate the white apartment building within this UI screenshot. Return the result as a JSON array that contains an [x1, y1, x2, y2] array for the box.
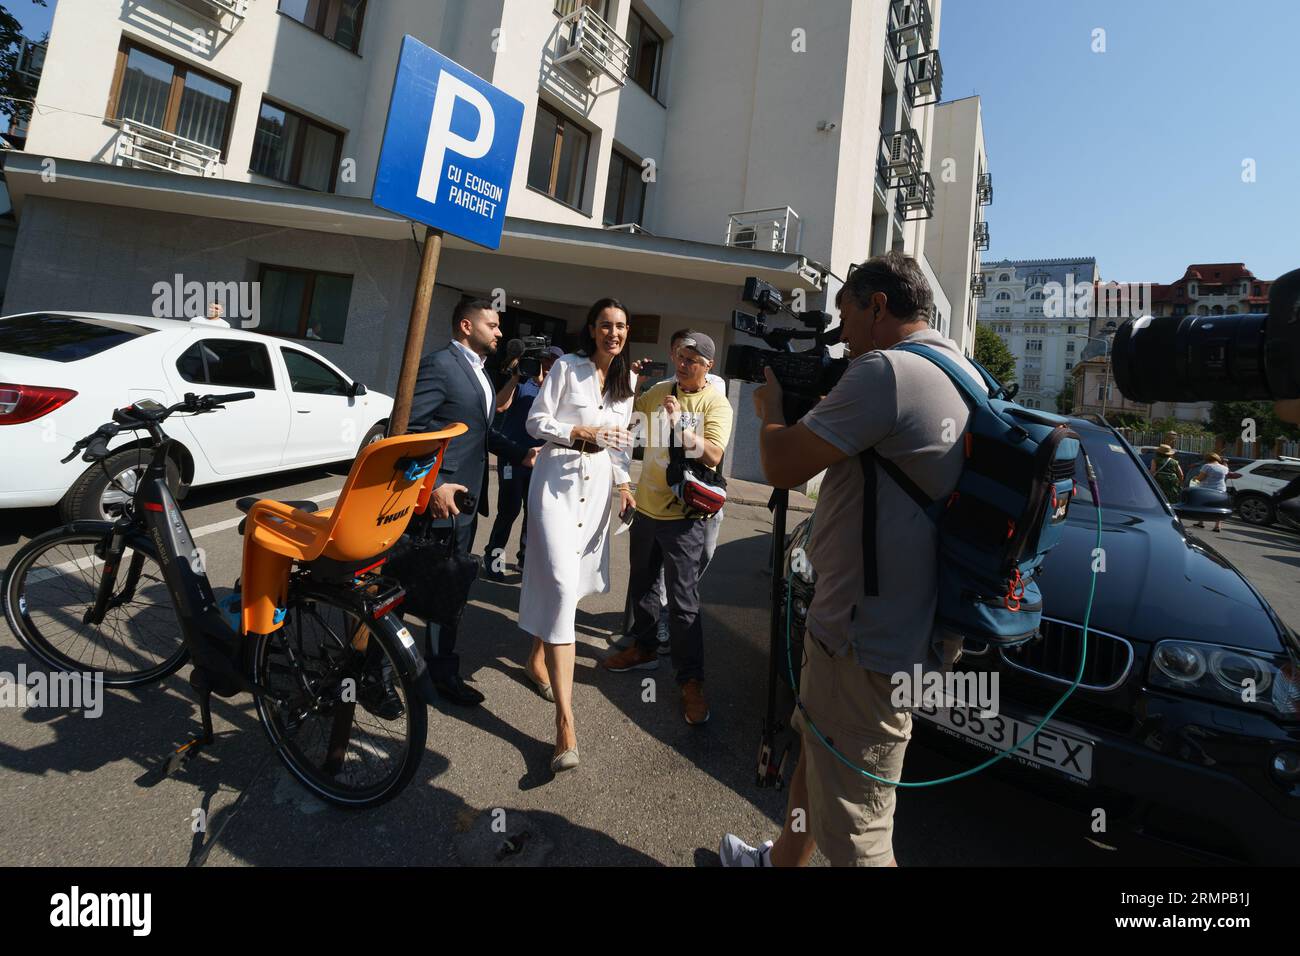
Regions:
[[2, 0, 975, 479], [925, 94, 989, 356], [978, 257, 1099, 411]]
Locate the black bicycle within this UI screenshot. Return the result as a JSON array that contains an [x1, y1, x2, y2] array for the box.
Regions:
[[2, 393, 442, 808]]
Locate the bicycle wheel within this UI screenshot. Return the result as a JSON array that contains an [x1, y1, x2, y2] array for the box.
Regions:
[[2, 524, 189, 687], [251, 587, 427, 809]]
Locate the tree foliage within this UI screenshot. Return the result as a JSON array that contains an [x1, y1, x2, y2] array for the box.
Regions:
[[974, 323, 1017, 385], [0, 2, 47, 129], [1209, 400, 1300, 446]]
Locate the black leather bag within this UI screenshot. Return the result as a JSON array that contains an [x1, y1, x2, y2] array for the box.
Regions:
[[383, 513, 481, 627]]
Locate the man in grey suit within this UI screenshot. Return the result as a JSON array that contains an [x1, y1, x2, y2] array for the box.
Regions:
[[408, 298, 515, 706]]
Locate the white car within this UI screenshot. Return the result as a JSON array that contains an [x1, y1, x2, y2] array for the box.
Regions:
[[0, 312, 393, 521], [1228, 456, 1300, 525]]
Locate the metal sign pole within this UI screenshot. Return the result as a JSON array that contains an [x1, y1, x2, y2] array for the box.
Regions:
[[388, 226, 444, 437]]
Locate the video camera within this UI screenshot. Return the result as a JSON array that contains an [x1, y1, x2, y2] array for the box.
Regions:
[[1112, 266, 1300, 403], [505, 334, 553, 379], [724, 277, 849, 423]]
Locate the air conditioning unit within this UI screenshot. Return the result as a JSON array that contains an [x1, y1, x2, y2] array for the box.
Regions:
[[731, 220, 785, 252], [892, 1, 922, 47]]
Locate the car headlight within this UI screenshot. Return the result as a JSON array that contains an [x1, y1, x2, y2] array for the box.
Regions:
[[1149, 641, 1300, 719]]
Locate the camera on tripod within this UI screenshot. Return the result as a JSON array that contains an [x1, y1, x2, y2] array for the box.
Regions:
[[506, 334, 553, 379], [724, 277, 849, 422], [1112, 267, 1300, 403]]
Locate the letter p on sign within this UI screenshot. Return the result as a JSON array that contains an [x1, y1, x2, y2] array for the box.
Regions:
[[418, 72, 496, 205], [373, 36, 524, 250]]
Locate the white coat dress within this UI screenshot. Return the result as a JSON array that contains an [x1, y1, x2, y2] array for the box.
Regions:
[[518, 354, 636, 645]]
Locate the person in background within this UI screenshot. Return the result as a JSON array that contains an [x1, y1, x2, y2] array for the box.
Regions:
[[602, 332, 733, 727], [518, 300, 638, 773], [407, 299, 512, 707], [192, 302, 230, 328], [1190, 451, 1230, 533], [483, 346, 564, 582], [1150, 444, 1184, 504], [622, 328, 728, 651]]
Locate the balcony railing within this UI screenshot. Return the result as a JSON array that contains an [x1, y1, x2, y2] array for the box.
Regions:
[[971, 274, 987, 298], [977, 171, 993, 205], [974, 220, 990, 251], [897, 171, 934, 221], [889, 0, 934, 57], [724, 207, 802, 253], [114, 121, 223, 178], [883, 128, 924, 186], [555, 4, 631, 88], [169, 0, 249, 22], [16, 38, 45, 86], [906, 50, 942, 107]]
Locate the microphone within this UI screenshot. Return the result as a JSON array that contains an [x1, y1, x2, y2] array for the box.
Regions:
[[506, 338, 525, 360]]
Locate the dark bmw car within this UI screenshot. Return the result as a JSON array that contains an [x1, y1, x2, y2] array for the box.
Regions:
[[781, 415, 1300, 864]]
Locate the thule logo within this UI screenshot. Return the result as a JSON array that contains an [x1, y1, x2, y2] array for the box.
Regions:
[[377, 507, 410, 527]]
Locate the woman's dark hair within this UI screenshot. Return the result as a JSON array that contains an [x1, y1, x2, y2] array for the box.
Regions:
[[579, 298, 634, 402]]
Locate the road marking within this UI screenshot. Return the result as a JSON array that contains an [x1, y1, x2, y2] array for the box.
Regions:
[[187, 489, 341, 538], [26, 489, 342, 583]]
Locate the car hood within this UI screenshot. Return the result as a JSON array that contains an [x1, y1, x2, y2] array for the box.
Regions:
[[1037, 506, 1288, 654]]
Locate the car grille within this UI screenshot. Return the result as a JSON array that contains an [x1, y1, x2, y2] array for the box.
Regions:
[[1000, 618, 1134, 691]]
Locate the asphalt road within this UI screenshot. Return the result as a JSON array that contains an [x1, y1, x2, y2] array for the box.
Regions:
[[3, 467, 1294, 867]]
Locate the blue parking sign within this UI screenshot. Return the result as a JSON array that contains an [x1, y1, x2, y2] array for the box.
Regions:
[[373, 37, 524, 250]]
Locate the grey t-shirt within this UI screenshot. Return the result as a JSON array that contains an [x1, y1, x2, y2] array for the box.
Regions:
[[799, 328, 985, 675]]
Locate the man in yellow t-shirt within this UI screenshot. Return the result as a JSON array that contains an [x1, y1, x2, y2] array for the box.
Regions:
[[601, 332, 733, 726]]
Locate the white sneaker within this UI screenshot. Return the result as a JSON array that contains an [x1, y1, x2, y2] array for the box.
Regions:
[[719, 834, 773, 867]]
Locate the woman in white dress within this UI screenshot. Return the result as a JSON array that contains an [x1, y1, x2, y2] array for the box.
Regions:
[[518, 299, 638, 773]]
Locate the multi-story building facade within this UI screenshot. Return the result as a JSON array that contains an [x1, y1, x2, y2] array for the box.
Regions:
[[2, 0, 971, 479], [925, 94, 989, 356], [977, 257, 1098, 410]]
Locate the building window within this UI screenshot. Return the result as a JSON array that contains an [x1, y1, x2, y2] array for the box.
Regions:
[[996, 291, 1010, 301], [1066, 342, 1075, 352], [603, 149, 647, 227], [1027, 339, 1042, 352], [108, 40, 237, 156], [1065, 361, 1073, 370], [626, 9, 664, 100], [278, 0, 367, 53], [1067, 325, 1076, 334], [999, 273, 1009, 281], [251, 98, 344, 192], [1029, 290, 1044, 300], [257, 264, 354, 343], [527, 101, 591, 209]]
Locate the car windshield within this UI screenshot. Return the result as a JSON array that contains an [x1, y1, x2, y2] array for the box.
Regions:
[[0, 315, 155, 362], [1071, 426, 1166, 512]]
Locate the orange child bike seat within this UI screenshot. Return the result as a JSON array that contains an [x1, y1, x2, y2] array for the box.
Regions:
[[238, 424, 468, 635]]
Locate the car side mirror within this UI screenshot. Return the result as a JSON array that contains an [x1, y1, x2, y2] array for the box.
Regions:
[[349, 382, 367, 398], [1173, 487, 1234, 522]]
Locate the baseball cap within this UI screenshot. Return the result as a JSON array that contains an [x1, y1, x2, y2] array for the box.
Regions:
[[679, 332, 715, 362], [544, 346, 565, 361]]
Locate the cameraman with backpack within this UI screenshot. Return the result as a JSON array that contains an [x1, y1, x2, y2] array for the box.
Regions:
[[720, 251, 985, 867]]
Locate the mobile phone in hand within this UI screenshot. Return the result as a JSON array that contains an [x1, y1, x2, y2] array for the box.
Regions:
[[454, 489, 477, 513]]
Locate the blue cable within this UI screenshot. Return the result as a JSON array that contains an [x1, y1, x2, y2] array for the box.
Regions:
[[787, 452, 1103, 788]]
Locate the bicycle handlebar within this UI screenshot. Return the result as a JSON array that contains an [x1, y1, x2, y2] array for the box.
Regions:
[[64, 392, 258, 463]]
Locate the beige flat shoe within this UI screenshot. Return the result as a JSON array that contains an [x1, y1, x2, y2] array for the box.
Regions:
[[550, 748, 579, 773], [526, 670, 555, 702]]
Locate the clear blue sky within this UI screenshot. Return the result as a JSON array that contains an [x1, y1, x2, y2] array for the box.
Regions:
[[940, 0, 1300, 283], [8, 0, 52, 38]]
